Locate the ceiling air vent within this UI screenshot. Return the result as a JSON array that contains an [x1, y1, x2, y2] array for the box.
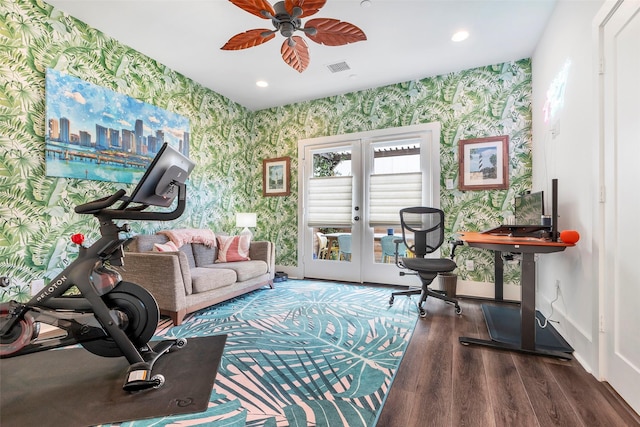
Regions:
[[327, 61, 351, 73]]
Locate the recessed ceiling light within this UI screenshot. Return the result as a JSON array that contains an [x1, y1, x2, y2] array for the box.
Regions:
[[452, 30, 469, 42], [256, 80, 268, 88]]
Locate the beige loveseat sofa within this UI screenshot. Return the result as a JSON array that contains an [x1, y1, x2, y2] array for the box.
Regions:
[[121, 230, 275, 326]]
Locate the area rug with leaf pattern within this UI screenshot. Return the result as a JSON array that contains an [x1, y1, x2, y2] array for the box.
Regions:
[[121, 279, 418, 427]]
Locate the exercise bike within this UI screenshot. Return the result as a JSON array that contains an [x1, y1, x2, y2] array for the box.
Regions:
[[0, 143, 195, 392]]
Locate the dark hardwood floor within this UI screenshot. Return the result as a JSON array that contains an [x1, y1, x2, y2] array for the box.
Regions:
[[376, 296, 640, 427]]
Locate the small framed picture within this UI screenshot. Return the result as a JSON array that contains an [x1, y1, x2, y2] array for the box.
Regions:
[[262, 156, 291, 197], [458, 135, 509, 191]]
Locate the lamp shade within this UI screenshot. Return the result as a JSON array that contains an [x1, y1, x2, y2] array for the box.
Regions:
[[236, 212, 257, 228]]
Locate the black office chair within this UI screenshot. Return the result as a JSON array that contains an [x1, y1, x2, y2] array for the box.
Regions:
[[388, 207, 462, 317]]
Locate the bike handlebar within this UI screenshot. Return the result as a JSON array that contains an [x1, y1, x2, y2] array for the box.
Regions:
[[74, 189, 127, 214], [73, 183, 187, 222]]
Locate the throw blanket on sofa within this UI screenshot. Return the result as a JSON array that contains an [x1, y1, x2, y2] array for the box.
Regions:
[[158, 229, 216, 248]]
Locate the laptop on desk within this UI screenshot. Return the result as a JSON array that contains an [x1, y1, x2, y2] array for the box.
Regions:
[[482, 190, 551, 237]]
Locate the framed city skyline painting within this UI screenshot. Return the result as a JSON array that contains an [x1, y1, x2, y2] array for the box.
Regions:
[[45, 68, 190, 184]]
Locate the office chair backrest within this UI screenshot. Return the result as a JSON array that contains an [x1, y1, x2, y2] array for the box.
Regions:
[[399, 207, 445, 258]]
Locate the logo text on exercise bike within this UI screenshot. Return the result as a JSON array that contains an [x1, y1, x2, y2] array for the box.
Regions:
[[36, 275, 67, 302]]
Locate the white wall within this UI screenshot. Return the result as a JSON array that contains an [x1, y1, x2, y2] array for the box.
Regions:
[[531, 0, 604, 372]]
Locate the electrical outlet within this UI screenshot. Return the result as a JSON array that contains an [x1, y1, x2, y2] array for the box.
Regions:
[[445, 178, 454, 189], [465, 260, 475, 271]]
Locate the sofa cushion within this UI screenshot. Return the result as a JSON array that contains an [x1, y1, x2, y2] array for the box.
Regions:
[[216, 234, 251, 262], [204, 260, 267, 282], [128, 234, 196, 269], [192, 243, 217, 267], [178, 245, 196, 269], [129, 234, 170, 252], [191, 267, 236, 293]]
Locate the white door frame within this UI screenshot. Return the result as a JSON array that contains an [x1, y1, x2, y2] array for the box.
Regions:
[[596, 0, 640, 415]]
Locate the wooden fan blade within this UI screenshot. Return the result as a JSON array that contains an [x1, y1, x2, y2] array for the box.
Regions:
[[281, 36, 310, 73], [229, 0, 275, 19], [305, 18, 367, 46], [221, 29, 275, 50], [284, 0, 326, 18]]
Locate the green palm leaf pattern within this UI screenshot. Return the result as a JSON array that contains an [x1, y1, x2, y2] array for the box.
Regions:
[[2, 0, 531, 300], [139, 281, 417, 427]]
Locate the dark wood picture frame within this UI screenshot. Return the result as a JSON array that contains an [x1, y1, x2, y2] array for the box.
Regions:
[[458, 135, 509, 191], [262, 156, 291, 197]]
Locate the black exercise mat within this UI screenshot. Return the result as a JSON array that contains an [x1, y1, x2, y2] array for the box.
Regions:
[[0, 335, 227, 427], [482, 305, 573, 353]]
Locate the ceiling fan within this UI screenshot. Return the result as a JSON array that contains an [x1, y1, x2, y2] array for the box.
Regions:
[[221, 0, 367, 73]]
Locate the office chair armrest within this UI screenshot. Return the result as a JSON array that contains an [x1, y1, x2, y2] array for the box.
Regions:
[[450, 239, 464, 259], [393, 239, 406, 268]]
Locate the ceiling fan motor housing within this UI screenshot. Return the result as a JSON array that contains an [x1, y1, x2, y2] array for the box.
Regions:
[[270, 2, 303, 38]]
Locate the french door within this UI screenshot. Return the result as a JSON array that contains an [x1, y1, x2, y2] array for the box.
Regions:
[[298, 123, 441, 284], [599, 0, 640, 415]]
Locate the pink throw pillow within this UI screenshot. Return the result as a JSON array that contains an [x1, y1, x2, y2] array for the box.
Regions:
[[153, 241, 179, 252], [216, 235, 251, 262]]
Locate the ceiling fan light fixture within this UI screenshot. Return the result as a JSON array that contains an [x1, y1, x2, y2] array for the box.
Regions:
[[223, 0, 367, 73], [452, 30, 470, 42]]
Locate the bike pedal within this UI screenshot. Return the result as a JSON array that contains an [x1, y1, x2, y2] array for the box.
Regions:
[[123, 363, 153, 391]]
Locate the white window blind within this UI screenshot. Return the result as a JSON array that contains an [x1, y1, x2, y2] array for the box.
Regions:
[[369, 172, 422, 226], [307, 176, 353, 226]]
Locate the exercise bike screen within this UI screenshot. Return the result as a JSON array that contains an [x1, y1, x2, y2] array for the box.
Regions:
[[128, 143, 195, 207]]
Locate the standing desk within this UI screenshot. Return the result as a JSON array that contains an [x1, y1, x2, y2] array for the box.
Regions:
[[457, 232, 574, 360]]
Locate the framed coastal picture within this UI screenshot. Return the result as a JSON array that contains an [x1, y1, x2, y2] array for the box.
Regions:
[[458, 135, 509, 191], [262, 156, 290, 197], [44, 68, 190, 184]]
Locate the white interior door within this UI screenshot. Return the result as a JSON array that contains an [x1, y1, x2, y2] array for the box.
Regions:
[[601, 0, 640, 414], [299, 123, 441, 285]]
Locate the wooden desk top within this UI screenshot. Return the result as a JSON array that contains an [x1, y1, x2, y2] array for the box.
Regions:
[[458, 231, 574, 251]]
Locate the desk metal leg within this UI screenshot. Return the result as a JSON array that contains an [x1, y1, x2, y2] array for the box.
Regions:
[[521, 252, 536, 351], [494, 251, 503, 301]]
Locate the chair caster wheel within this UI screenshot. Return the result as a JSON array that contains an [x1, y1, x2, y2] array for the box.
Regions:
[[389, 296, 394, 306], [455, 306, 462, 315]]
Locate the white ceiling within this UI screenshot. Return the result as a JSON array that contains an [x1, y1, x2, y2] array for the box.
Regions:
[[45, 0, 557, 111]]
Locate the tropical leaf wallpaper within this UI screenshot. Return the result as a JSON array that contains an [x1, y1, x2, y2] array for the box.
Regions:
[[1, 0, 531, 302]]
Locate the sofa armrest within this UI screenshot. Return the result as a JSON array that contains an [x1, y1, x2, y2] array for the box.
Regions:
[[121, 252, 191, 312], [249, 241, 276, 278]]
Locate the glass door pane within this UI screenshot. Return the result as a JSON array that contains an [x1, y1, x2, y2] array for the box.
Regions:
[[303, 142, 361, 282]]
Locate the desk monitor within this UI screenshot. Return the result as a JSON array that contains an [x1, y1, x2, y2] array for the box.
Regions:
[[127, 143, 195, 207], [514, 191, 544, 225]]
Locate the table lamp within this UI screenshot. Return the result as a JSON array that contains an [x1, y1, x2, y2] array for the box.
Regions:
[[236, 212, 257, 237]]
